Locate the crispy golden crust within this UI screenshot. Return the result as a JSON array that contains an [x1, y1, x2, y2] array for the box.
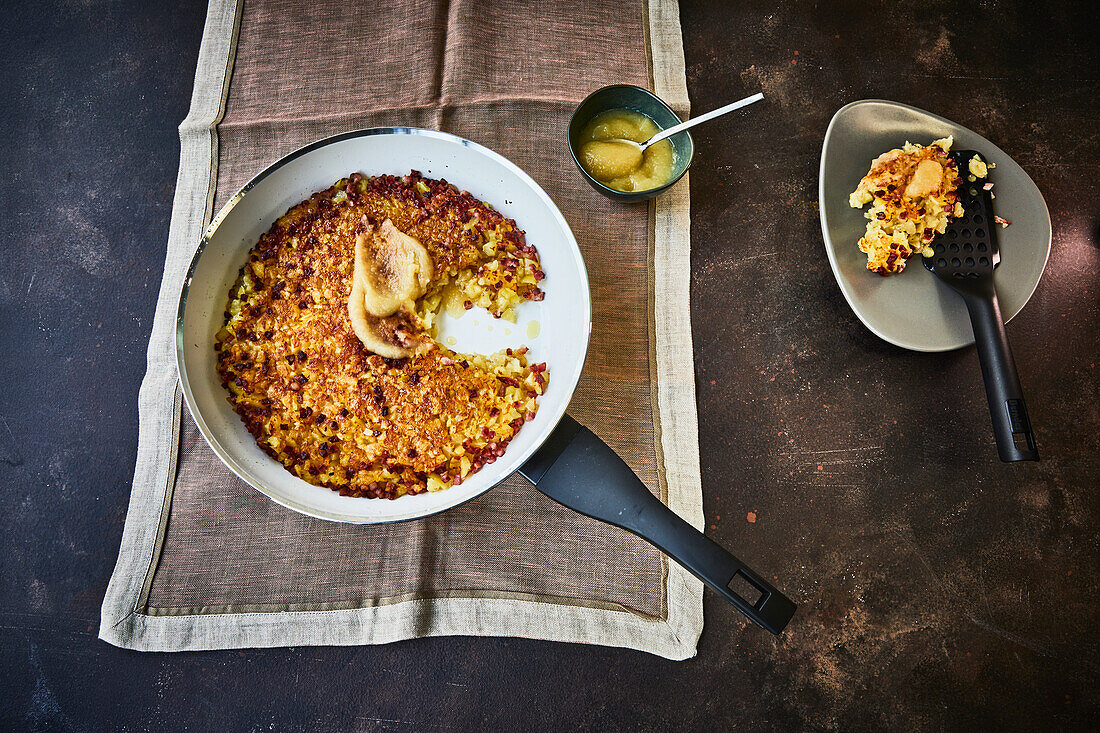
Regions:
[[849, 138, 963, 276], [215, 172, 548, 499]]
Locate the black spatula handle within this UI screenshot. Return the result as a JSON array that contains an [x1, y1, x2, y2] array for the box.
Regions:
[[518, 414, 797, 634], [962, 289, 1039, 462]]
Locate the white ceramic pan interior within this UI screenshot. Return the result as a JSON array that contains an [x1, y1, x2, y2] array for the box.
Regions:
[[177, 129, 591, 523]]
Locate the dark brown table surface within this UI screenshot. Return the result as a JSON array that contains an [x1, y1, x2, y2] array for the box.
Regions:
[[1, 0, 1097, 730]]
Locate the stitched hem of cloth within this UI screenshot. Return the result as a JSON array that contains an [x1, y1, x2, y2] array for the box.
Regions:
[[644, 0, 704, 657], [99, 0, 243, 642], [142, 589, 662, 619], [100, 0, 702, 661], [107, 596, 694, 656]]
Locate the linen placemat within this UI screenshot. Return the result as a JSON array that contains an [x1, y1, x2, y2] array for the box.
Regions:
[[101, 0, 703, 660]]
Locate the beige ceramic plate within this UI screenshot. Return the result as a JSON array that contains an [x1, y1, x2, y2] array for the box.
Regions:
[[819, 99, 1051, 352]]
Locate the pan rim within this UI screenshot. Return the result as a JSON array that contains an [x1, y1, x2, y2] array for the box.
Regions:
[[175, 127, 592, 524]]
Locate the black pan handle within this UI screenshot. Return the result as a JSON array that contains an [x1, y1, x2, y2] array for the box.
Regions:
[[518, 414, 796, 634], [962, 288, 1039, 462]]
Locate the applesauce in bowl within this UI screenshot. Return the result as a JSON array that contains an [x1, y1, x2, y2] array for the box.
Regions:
[[577, 110, 675, 192], [568, 85, 694, 203]]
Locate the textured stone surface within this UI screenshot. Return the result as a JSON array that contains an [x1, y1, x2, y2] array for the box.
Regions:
[[1, 0, 1097, 730]]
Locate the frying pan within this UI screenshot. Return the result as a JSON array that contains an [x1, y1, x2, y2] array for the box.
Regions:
[[177, 128, 795, 634]]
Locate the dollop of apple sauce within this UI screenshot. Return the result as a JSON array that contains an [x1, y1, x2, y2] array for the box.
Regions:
[[577, 110, 675, 193]]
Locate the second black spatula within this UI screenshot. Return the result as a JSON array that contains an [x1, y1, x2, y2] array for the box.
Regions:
[[924, 150, 1038, 462]]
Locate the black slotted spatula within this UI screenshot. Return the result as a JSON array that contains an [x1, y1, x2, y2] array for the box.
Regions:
[[924, 150, 1038, 462]]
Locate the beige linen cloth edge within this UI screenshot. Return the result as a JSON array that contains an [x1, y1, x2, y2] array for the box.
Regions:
[[99, 0, 703, 660]]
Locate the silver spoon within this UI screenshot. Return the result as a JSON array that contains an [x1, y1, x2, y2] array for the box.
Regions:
[[582, 92, 765, 180], [612, 91, 765, 154]]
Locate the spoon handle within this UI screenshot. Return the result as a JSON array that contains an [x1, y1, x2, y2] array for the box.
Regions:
[[646, 92, 764, 148]]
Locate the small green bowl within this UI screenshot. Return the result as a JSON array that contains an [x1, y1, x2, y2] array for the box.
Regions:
[[568, 84, 694, 203]]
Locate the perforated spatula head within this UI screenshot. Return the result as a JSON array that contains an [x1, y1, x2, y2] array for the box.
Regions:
[[923, 150, 1038, 462], [923, 150, 1000, 289]]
